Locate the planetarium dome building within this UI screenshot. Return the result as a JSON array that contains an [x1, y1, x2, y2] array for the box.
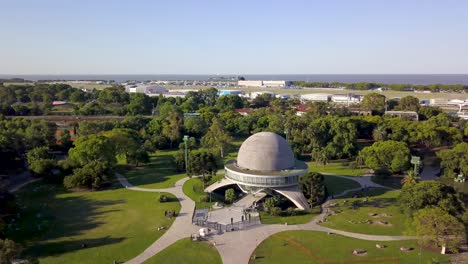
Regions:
[[205, 132, 310, 210]]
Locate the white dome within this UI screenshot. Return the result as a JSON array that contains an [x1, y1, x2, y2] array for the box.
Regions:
[[237, 132, 295, 172]]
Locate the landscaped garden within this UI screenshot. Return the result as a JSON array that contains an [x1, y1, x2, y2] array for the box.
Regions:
[[7, 181, 180, 264], [320, 188, 408, 235], [251, 231, 450, 264], [308, 160, 366, 176], [259, 207, 320, 225], [118, 150, 186, 189], [143, 238, 222, 264], [182, 174, 224, 208]]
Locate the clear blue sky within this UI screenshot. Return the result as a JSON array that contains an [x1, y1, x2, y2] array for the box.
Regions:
[[1, 0, 467, 74]]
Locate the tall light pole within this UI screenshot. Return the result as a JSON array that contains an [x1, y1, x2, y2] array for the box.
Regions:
[[183, 135, 189, 173]]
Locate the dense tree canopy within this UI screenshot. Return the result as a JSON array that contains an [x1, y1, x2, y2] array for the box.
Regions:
[[411, 207, 465, 252], [299, 172, 325, 206], [26, 146, 55, 176], [437, 142, 468, 178], [398, 181, 465, 217], [68, 134, 116, 168], [359, 140, 410, 173]]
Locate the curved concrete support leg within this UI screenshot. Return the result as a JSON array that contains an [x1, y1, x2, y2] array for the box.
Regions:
[[272, 186, 310, 210], [204, 177, 236, 193]]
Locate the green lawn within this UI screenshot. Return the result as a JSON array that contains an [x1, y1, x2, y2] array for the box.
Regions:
[[308, 160, 365, 176], [7, 181, 180, 264], [324, 175, 361, 196], [260, 207, 320, 225], [119, 150, 186, 189], [183, 174, 224, 208], [252, 231, 449, 264], [143, 238, 221, 264], [320, 188, 408, 235]]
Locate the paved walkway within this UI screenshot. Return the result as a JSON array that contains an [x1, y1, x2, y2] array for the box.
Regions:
[[116, 173, 199, 264], [7, 170, 41, 193], [116, 173, 414, 264]]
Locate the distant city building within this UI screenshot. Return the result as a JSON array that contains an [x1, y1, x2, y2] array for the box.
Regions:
[[238, 80, 291, 88], [126, 85, 167, 96], [429, 98, 468, 112], [385, 111, 419, 121], [331, 94, 362, 105], [235, 108, 253, 116], [300, 93, 330, 102], [249, 91, 275, 99], [218, 90, 244, 96]]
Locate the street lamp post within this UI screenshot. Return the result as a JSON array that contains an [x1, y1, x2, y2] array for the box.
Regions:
[[183, 135, 189, 173]]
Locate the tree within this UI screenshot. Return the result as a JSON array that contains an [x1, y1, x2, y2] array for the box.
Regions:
[[187, 151, 217, 189], [216, 95, 245, 112], [264, 197, 280, 212], [225, 188, 236, 204], [26, 146, 55, 176], [128, 93, 152, 115], [361, 93, 386, 114], [411, 207, 465, 252], [59, 129, 73, 150], [102, 128, 141, 164], [372, 126, 387, 141], [359, 140, 410, 173], [162, 111, 183, 148], [68, 134, 116, 168], [299, 172, 325, 206], [201, 118, 232, 158], [396, 96, 420, 111], [127, 147, 150, 167], [63, 160, 109, 190], [398, 181, 465, 217], [0, 239, 22, 264], [184, 116, 208, 137], [401, 170, 419, 188], [437, 142, 468, 179]]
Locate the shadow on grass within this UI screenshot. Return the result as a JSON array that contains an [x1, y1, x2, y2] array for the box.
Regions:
[[119, 153, 179, 186], [9, 184, 127, 259], [26, 236, 126, 258]]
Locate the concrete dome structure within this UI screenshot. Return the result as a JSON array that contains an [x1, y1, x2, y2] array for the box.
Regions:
[[237, 132, 295, 172], [205, 132, 310, 210]]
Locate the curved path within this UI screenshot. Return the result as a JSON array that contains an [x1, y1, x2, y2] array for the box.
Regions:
[[116, 173, 414, 264], [116, 173, 199, 264]]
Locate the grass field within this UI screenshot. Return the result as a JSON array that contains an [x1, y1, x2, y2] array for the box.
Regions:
[[251, 230, 450, 264], [309, 160, 365, 176], [259, 207, 320, 225], [143, 238, 221, 264], [119, 150, 186, 189], [183, 174, 224, 208], [323, 175, 361, 196], [166, 85, 467, 100], [320, 188, 408, 235], [8, 181, 181, 264]]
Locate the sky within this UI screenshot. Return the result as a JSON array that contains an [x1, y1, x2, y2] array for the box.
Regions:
[[0, 0, 467, 75]]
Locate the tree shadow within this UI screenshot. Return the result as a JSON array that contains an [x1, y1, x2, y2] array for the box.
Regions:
[[119, 153, 180, 186], [26, 236, 126, 257], [8, 183, 127, 259]]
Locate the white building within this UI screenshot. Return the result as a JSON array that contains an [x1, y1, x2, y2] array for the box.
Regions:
[[331, 94, 362, 105], [126, 85, 167, 95], [238, 80, 290, 88], [300, 93, 330, 102], [250, 91, 275, 99]]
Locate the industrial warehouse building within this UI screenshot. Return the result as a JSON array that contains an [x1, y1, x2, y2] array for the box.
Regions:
[[238, 80, 291, 88]]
